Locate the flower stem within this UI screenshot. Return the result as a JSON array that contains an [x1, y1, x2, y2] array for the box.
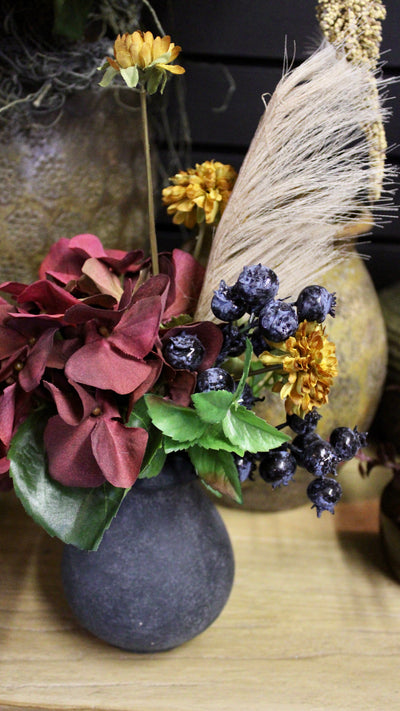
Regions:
[[193, 221, 206, 261], [140, 86, 159, 275]]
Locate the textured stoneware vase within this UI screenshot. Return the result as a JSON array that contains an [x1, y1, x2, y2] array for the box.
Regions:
[[61, 455, 235, 652], [0, 90, 150, 283], [227, 253, 388, 511]]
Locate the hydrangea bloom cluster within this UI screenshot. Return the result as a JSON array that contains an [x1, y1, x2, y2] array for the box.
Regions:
[[0, 244, 367, 543], [0, 234, 209, 490]]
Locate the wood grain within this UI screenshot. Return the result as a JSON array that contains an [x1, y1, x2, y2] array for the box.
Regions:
[[0, 460, 398, 711]]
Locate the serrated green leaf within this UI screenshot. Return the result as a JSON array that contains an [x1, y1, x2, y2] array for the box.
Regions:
[[223, 404, 290, 453], [188, 446, 242, 503], [191, 390, 234, 424], [99, 65, 118, 87], [120, 65, 139, 88], [8, 412, 126, 550], [145, 394, 206, 442], [163, 424, 244, 456]]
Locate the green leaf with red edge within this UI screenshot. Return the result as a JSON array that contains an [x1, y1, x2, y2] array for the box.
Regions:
[[188, 446, 242, 504]]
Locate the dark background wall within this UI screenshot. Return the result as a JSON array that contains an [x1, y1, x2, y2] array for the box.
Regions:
[[145, 0, 399, 289]]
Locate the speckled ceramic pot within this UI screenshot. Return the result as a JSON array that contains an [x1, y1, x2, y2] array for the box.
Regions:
[[61, 454, 234, 652], [0, 90, 151, 283]]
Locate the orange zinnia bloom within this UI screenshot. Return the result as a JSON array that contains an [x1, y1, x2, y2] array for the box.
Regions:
[[259, 321, 338, 416]]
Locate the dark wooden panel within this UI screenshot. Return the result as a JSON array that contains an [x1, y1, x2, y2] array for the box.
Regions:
[[149, 0, 400, 66], [162, 61, 399, 156]]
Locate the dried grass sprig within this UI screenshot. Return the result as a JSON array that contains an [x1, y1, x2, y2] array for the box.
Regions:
[[195, 42, 396, 321]]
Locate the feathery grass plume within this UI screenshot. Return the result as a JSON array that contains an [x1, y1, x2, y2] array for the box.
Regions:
[[316, 0, 388, 201], [195, 42, 395, 322]]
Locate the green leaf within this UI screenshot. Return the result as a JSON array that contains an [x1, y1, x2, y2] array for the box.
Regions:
[[8, 412, 127, 551], [145, 394, 206, 442], [191, 390, 234, 424], [163, 424, 244, 455], [53, 0, 93, 40], [138, 444, 166, 479], [99, 65, 118, 88], [120, 65, 139, 88], [127, 397, 151, 430], [223, 404, 290, 454], [188, 446, 242, 504], [145, 68, 164, 95]]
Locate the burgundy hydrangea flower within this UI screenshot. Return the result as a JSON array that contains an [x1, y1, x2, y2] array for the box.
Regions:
[[43, 381, 148, 488]]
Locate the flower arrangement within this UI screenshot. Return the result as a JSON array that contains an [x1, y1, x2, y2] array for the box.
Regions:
[[1, 11, 393, 552]]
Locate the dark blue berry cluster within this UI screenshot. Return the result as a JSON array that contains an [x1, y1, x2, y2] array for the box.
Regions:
[[164, 263, 365, 518], [263, 412, 367, 516], [211, 264, 336, 359]]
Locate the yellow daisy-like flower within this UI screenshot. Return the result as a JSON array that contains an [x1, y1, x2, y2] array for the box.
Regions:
[[162, 161, 237, 229], [259, 321, 338, 417], [100, 31, 185, 94]]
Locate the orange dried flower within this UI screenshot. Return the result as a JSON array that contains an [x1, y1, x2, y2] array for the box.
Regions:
[[162, 161, 237, 229], [100, 31, 184, 94], [259, 321, 338, 416]]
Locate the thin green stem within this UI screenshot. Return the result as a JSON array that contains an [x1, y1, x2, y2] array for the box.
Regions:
[[193, 221, 206, 261], [140, 86, 159, 275]]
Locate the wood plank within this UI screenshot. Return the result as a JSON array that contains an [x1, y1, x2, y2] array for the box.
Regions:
[[0, 458, 397, 711]]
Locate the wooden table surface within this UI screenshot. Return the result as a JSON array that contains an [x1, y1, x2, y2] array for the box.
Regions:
[[0, 459, 399, 711]]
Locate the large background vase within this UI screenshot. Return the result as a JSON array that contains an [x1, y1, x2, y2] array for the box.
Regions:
[[61, 455, 234, 653], [0, 89, 152, 284]]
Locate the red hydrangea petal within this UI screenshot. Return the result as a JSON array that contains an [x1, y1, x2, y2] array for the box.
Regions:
[[17, 281, 78, 314], [0, 383, 16, 447], [19, 327, 58, 392], [0, 326, 26, 360], [69, 233, 108, 258], [109, 296, 162, 358], [43, 380, 96, 426], [65, 339, 156, 395], [38, 237, 85, 282], [128, 357, 163, 408], [162, 249, 205, 319], [44, 415, 105, 487], [91, 419, 148, 488]]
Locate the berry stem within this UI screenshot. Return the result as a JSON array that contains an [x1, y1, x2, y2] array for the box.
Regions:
[[140, 85, 159, 276]]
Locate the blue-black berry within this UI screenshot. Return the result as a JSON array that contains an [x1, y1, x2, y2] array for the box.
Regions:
[[211, 280, 247, 321], [307, 477, 342, 516], [330, 426, 367, 461], [234, 452, 256, 482], [234, 264, 279, 312], [300, 435, 339, 477], [286, 408, 322, 435], [259, 449, 297, 488], [259, 300, 298, 342], [296, 285, 336, 323], [251, 327, 269, 356], [217, 323, 247, 363], [163, 333, 205, 371], [196, 367, 235, 393]]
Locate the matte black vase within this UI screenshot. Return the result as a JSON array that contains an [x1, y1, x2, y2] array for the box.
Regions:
[[61, 454, 235, 652]]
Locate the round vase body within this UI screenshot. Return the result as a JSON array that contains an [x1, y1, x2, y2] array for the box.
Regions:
[[226, 254, 388, 511], [61, 456, 234, 652]]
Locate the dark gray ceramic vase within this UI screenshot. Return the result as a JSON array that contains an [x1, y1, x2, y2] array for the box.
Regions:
[[61, 454, 235, 652]]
